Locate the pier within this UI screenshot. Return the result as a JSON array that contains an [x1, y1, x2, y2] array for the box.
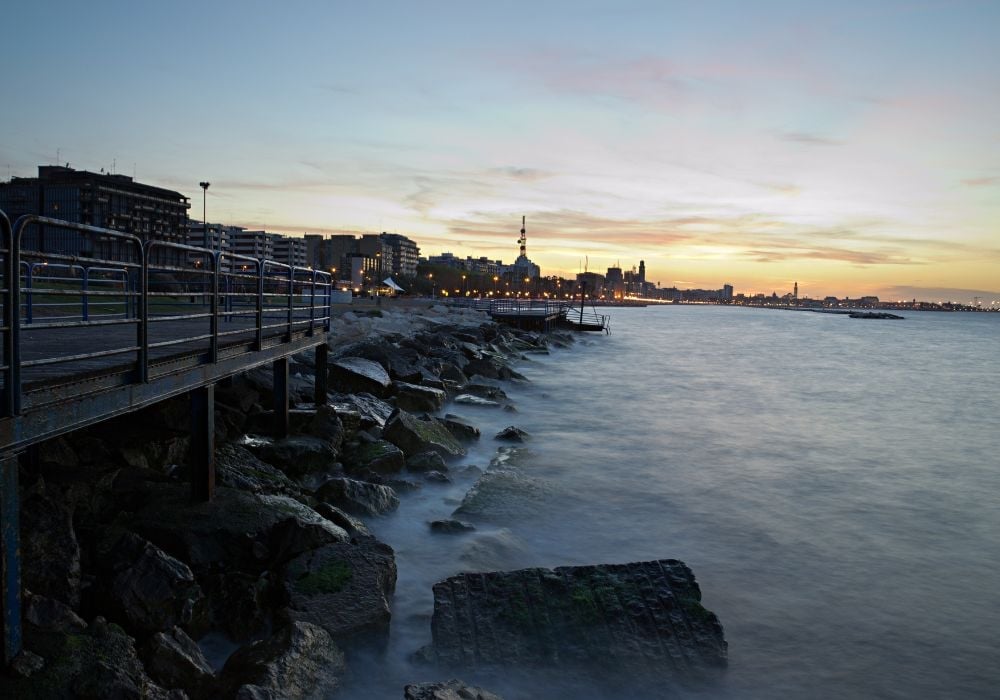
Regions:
[[451, 298, 611, 333], [0, 210, 333, 664]]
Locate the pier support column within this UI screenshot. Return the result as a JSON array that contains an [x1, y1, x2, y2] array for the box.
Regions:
[[190, 385, 215, 502], [0, 454, 21, 665], [274, 357, 289, 439], [314, 343, 328, 406]]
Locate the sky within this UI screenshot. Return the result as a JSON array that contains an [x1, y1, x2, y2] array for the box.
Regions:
[[3, 0, 999, 301]]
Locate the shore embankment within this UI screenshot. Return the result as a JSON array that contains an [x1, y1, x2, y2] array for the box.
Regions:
[[2, 300, 725, 699]]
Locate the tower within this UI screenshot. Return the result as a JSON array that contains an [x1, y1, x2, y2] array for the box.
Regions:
[[518, 215, 526, 258], [794, 281, 798, 300], [639, 260, 646, 283]]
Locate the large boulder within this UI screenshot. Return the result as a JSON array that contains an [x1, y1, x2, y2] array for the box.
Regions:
[[331, 392, 395, 430], [98, 531, 206, 636], [142, 626, 215, 698], [240, 435, 338, 479], [393, 381, 446, 413], [404, 679, 504, 700], [417, 560, 727, 687], [219, 621, 345, 700], [0, 617, 178, 699], [128, 485, 348, 575], [201, 571, 272, 642], [346, 439, 406, 475], [383, 409, 466, 459], [215, 443, 300, 496], [280, 540, 397, 643], [440, 414, 481, 442], [330, 357, 391, 397], [315, 477, 399, 517]]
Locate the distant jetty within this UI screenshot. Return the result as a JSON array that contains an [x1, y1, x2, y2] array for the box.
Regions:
[[848, 311, 904, 320]]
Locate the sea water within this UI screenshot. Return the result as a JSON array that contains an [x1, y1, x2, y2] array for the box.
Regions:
[[340, 306, 1000, 699]]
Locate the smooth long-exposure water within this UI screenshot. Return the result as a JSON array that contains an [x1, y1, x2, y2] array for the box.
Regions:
[[342, 306, 1000, 699]]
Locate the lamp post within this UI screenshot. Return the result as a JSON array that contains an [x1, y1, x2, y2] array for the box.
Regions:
[[198, 181, 210, 251]]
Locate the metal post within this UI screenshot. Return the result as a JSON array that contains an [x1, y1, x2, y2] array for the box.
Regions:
[[286, 266, 293, 340], [190, 385, 215, 502], [0, 453, 21, 664], [138, 246, 149, 383], [23, 264, 33, 326], [255, 262, 264, 352], [82, 266, 89, 322], [273, 357, 289, 439], [314, 343, 328, 405], [209, 254, 219, 363]]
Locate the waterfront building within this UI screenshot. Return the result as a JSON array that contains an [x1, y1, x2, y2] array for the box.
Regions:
[[0, 165, 189, 265], [270, 235, 307, 268], [576, 272, 605, 298], [605, 266, 625, 299], [188, 221, 243, 269], [305, 233, 359, 277], [427, 252, 469, 270], [380, 232, 420, 278], [229, 229, 275, 261]]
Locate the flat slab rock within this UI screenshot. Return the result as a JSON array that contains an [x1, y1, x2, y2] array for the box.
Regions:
[[418, 559, 727, 682]]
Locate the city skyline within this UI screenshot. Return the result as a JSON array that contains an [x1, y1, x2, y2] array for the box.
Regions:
[[3, 1, 999, 301]]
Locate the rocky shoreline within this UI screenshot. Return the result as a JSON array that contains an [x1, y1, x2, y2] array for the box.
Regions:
[[3, 301, 726, 699]]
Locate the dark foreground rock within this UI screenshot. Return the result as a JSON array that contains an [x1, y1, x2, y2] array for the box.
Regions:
[[494, 426, 529, 442], [417, 559, 727, 684], [384, 409, 466, 459], [280, 540, 397, 643], [220, 621, 345, 699], [404, 678, 505, 700]]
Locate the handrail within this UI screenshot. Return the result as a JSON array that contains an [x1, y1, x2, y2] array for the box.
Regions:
[[1, 210, 13, 416], [2, 211, 332, 417]]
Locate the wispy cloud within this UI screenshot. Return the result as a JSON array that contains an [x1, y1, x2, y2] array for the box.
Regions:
[[777, 131, 842, 146], [961, 176, 998, 186]]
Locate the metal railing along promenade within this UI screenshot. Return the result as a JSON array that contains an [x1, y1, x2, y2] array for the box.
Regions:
[[1, 211, 332, 428]]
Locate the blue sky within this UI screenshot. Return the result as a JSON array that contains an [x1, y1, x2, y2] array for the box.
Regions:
[[3, 0, 999, 299]]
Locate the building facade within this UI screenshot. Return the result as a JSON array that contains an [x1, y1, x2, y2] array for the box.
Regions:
[[379, 232, 420, 278], [0, 165, 189, 265]]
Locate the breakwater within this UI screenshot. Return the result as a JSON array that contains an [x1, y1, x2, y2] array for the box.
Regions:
[[4, 301, 723, 699]]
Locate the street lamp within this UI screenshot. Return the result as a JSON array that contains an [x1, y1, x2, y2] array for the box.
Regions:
[[199, 181, 210, 250]]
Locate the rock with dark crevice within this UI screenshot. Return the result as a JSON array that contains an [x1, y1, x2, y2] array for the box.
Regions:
[[394, 381, 447, 413], [240, 435, 339, 479], [219, 621, 345, 700], [406, 450, 448, 473], [315, 476, 400, 517], [280, 540, 397, 644], [383, 409, 466, 459], [346, 439, 406, 475], [97, 531, 207, 636], [128, 484, 348, 575], [215, 443, 300, 496], [416, 559, 727, 686], [142, 626, 216, 698], [440, 414, 481, 442], [330, 356, 392, 397]]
